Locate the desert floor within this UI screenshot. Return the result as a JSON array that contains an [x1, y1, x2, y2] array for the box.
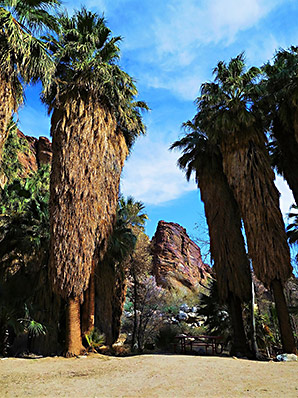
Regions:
[[1, 353, 297, 397]]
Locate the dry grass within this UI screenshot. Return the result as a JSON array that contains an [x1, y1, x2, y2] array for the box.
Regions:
[[1, 354, 297, 397]]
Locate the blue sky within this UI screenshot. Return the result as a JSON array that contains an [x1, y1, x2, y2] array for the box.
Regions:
[[18, 0, 298, 258]]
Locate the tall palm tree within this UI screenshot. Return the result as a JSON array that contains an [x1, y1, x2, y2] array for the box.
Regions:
[[43, 8, 147, 356], [195, 54, 296, 353], [0, 0, 60, 159], [171, 124, 252, 356], [262, 47, 298, 205], [95, 196, 147, 345]]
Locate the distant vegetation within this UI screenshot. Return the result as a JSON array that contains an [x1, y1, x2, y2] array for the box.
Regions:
[[0, 1, 297, 357]]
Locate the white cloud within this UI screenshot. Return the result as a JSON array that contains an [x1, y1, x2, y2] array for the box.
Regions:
[[152, 0, 279, 65], [246, 34, 280, 67], [121, 136, 196, 205], [148, 72, 201, 101], [275, 175, 295, 219], [128, 0, 284, 98]]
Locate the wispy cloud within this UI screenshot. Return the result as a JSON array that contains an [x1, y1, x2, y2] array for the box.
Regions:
[[121, 136, 196, 205], [147, 71, 201, 101], [118, 0, 285, 100], [151, 0, 279, 64]]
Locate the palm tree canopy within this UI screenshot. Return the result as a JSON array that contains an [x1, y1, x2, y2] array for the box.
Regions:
[[262, 46, 298, 131], [118, 195, 148, 231], [0, 0, 60, 105], [0, 0, 59, 31], [43, 7, 148, 151], [170, 121, 220, 184], [195, 53, 264, 146], [262, 47, 298, 206]]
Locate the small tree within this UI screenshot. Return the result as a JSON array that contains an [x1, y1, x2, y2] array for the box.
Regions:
[[126, 275, 165, 352]]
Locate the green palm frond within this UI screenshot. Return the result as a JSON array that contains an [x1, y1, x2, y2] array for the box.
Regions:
[[0, 0, 60, 106], [42, 7, 147, 150], [0, 166, 50, 273], [170, 120, 220, 184], [194, 53, 264, 144], [287, 205, 298, 245]]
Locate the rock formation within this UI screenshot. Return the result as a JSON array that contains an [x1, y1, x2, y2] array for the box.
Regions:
[[151, 220, 212, 292], [17, 130, 52, 174]]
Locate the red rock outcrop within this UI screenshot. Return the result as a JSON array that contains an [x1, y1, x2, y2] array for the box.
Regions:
[[151, 221, 212, 292], [17, 131, 52, 175]]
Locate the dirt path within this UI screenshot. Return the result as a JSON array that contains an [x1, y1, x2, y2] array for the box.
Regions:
[[1, 354, 297, 397]]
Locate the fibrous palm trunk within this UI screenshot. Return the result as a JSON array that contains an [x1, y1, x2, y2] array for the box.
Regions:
[[0, 75, 14, 162], [49, 97, 128, 356], [220, 134, 296, 354], [95, 261, 127, 346], [271, 279, 297, 353], [81, 260, 95, 337], [65, 297, 83, 357], [228, 293, 251, 357], [95, 261, 114, 345], [272, 118, 298, 205], [198, 153, 252, 356]]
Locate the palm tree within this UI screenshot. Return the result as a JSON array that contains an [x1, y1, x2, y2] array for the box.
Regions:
[[43, 8, 147, 356], [287, 205, 298, 245], [195, 54, 296, 353], [171, 124, 252, 356], [95, 196, 147, 346], [0, 0, 60, 159], [262, 47, 298, 205]]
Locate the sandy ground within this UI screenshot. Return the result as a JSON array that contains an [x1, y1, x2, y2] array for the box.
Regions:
[[0, 353, 297, 398]]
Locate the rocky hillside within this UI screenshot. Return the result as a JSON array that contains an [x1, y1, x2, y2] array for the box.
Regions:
[[151, 220, 212, 292], [17, 130, 52, 174]]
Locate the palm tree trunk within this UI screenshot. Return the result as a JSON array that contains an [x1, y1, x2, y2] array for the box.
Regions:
[[65, 297, 84, 357], [81, 260, 95, 337], [220, 137, 295, 353], [199, 158, 251, 303], [197, 152, 252, 356], [250, 279, 259, 358], [49, 98, 128, 353], [228, 293, 252, 358], [272, 119, 298, 205], [0, 75, 14, 162], [271, 279, 297, 354], [111, 264, 128, 344], [95, 261, 114, 345], [131, 266, 138, 351], [95, 260, 128, 346]]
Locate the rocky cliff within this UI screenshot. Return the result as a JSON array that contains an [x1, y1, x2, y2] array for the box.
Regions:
[[17, 130, 52, 174], [151, 221, 212, 292]]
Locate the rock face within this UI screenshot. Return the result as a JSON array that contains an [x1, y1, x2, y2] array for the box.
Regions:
[[17, 130, 52, 175], [151, 221, 212, 292]]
